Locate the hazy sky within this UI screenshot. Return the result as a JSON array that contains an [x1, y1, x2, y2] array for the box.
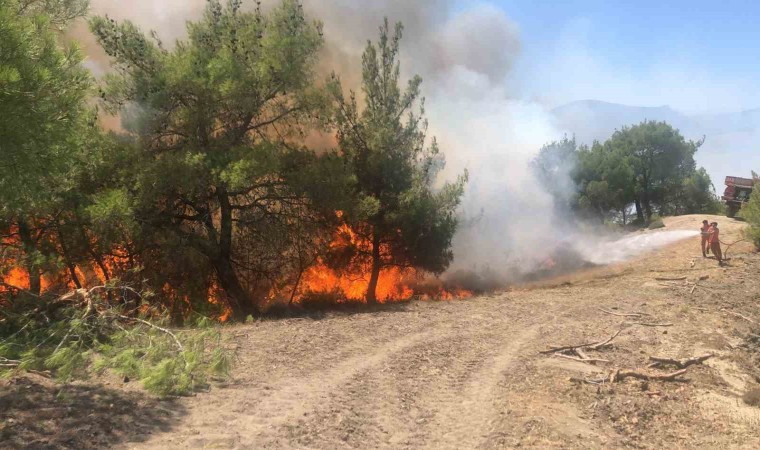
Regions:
[[462, 0, 760, 113]]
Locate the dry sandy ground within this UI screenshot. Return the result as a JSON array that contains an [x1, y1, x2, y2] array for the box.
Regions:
[[2, 215, 759, 449]]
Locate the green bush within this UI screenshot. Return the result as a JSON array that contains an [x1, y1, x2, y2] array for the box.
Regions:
[[647, 215, 665, 230], [742, 184, 760, 249], [0, 296, 232, 397]]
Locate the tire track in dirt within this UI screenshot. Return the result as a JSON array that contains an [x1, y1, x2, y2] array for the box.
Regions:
[[132, 295, 562, 449], [270, 307, 544, 449], [277, 325, 487, 448], [419, 326, 539, 449], [134, 328, 437, 449]]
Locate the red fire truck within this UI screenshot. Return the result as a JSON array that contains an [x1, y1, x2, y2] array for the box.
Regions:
[[722, 176, 755, 218]]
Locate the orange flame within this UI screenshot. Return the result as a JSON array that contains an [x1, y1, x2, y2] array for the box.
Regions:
[[281, 214, 471, 304], [207, 282, 232, 322]]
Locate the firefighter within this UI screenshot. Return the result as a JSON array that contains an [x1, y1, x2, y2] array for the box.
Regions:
[[700, 220, 710, 257], [708, 222, 723, 265]]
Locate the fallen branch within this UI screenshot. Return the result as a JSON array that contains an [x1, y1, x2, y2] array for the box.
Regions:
[[554, 353, 610, 364], [541, 327, 626, 354], [597, 307, 651, 318], [589, 327, 626, 349], [569, 376, 604, 385], [624, 321, 673, 327], [722, 310, 757, 324], [654, 276, 687, 281], [111, 314, 184, 351], [575, 348, 591, 360], [648, 353, 714, 369], [610, 368, 688, 382], [0, 282, 42, 298]]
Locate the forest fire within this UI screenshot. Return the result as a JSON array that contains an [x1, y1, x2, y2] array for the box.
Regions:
[[281, 217, 474, 305], [0, 268, 47, 293], [296, 260, 415, 303]]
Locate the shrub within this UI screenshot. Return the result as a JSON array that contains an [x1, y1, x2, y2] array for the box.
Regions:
[[647, 215, 665, 230], [741, 183, 760, 249], [0, 292, 232, 397], [743, 387, 760, 407]]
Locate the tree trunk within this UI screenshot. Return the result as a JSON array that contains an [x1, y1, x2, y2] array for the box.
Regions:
[[634, 198, 644, 222], [75, 217, 111, 285], [643, 193, 653, 222], [641, 175, 652, 222], [365, 232, 381, 304], [56, 223, 82, 289], [17, 219, 41, 296], [289, 266, 304, 306], [214, 256, 254, 319], [215, 188, 257, 319]]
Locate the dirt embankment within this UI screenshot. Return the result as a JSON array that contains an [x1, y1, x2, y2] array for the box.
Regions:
[[2, 215, 759, 449]]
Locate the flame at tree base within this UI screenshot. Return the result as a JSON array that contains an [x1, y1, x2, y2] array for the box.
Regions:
[[270, 216, 475, 306], [294, 262, 414, 304], [279, 261, 474, 307]]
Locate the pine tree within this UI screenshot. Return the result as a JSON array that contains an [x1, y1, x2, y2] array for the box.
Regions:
[[90, 0, 330, 317], [330, 19, 466, 303]]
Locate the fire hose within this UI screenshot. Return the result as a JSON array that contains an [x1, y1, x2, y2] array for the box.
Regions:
[[719, 238, 747, 260]]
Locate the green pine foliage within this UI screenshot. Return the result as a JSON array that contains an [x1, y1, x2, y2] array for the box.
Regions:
[[0, 300, 232, 397], [88, 0, 337, 318], [0, 0, 95, 296], [328, 20, 467, 303]]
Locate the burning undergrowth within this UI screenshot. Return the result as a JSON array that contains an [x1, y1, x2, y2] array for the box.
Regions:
[[264, 217, 479, 311], [2, 219, 697, 319]]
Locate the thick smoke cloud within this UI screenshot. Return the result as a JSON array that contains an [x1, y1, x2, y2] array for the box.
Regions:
[[83, 0, 582, 282]]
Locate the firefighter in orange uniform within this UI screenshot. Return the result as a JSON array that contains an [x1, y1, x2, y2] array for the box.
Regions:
[[700, 220, 710, 257], [708, 222, 722, 265]]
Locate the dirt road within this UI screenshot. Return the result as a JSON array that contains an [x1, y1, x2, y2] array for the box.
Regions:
[[3, 215, 759, 449]]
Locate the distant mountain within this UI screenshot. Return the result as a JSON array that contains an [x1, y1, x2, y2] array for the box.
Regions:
[[550, 100, 760, 187]]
